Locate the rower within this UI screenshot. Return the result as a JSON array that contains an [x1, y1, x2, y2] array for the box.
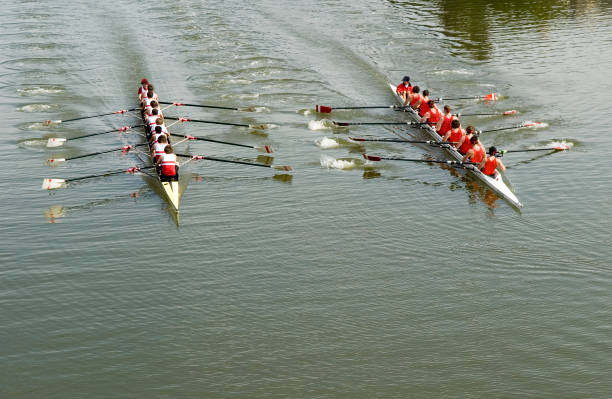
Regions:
[[142, 90, 155, 109], [138, 78, 149, 101], [145, 100, 161, 117], [456, 125, 476, 155], [442, 119, 464, 148], [146, 108, 160, 132], [156, 145, 179, 181], [462, 135, 486, 163], [146, 85, 159, 101], [420, 100, 441, 126], [151, 134, 168, 163], [407, 86, 422, 109], [396, 76, 412, 104], [479, 146, 505, 177], [150, 125, 167, 143], [436, 105, 455, 138], [417, 89, 430, 116]]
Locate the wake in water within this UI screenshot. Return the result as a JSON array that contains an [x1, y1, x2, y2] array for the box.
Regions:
[[17, 104, 59, 113], [320, 154, 357, 170], [17, 86, 64, 95]]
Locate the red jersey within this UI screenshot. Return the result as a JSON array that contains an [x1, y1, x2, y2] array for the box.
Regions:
[[470, 144, 485, 163], [458, 135, 473, 155], [437, 113, 454, 136], [419, 99, 431, 117], [448, 127, 464, 144], [427, 106, 442, 125], [159, 153, 178, 176], [481, 156, 498, 175], [410, 93, 422, 108], [396, 83, 412, 95]]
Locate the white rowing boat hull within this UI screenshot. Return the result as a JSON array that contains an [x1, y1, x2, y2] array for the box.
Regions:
[[387, 83, 523, 208]]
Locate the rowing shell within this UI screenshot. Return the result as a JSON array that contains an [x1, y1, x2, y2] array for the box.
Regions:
[[140, 96, 180, 210], [387, 83, 523, 208]]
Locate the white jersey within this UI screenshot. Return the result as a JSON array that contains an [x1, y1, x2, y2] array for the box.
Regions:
[[146, 114, 159, 126], [152, 142, 167, 158]]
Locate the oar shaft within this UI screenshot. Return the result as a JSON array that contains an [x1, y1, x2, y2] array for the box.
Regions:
[[176, 153, 271, 168], [158, 101, 239, 111], [479, 124, 524, 133], [60, 108, 138, 123], [63, 144, 145, 161], [70, 124, 144, 140], [170, 133, 253, 149], [65, 166, 153, 183], [165, 116, 249, 127]]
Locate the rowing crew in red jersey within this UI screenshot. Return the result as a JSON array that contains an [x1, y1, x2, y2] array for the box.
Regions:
[[479, 146, 505, 176], [456, 125, 476, 155], [407, 86, 422, 108], [418, 90, 430, 116], [436, 105, 455, 137], [443, 119, 464, 148], [396, 76, 412, 103], [462, 135, 486, 163], [156, 145, 179, 180], [420, 100, 441, 125]]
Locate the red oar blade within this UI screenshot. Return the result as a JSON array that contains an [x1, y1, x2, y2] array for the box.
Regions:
[[362, 153, 382, 162], [259, 145, 273, 154], [504, 109, 518, 115], [316, 105, 332, 113], [484, 93, 497, 101]]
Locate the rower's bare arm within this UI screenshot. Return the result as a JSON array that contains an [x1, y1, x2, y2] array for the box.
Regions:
[[462, 149, 472, 162], [420, 112, 429, 123], [436, 118, 443, 131], [498, 159, 506, 172]]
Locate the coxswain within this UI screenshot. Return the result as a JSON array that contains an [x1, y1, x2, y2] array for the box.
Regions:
[[443, 119, 464, 148], [462, 135, 485, 163], [436, 105, 455, 137], [151, 134, 168, 163], [156, 145, 179, 181], [418, 89, 430, 116], [456, 125, 476, 155], [396, 76, 412, 104], [479, 146, 505, 176], [407, 86, 422, 108], [138, 78, 149, 101], [420, 100, 441, 126]]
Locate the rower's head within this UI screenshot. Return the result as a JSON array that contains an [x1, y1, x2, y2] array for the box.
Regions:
[[402, 76, 410, 83], [444, 105, 451, 114], [466, 125, 475, 134], [147, 90, 154, 99], [412, 86, 420, 93], [422, 89, 429, 97], [158, 134, 168, 143], [155, 117, 163, 125], [151, 108, 158, 116], [488, 146, 497, 156], [155, 125, 162, 133], [451, 119, 461, 129], [164, 145, 174, 154], [150, 100, 158, 108], [427, 99, 435, 107], [148, 84, 154, 92], [470, 135, 479, 145]]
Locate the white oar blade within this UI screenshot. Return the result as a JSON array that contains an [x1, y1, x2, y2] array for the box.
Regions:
[[42, 178, 66, 190], [46, 158, 66, 165], [47, 137, 66, 147]]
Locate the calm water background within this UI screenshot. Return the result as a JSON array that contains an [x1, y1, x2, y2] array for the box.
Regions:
[[2, 0, 612, 397]]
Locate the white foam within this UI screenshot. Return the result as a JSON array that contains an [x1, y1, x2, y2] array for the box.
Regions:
[[432, 69, 474, 76], [297, 108, 313, 116], [308, 119, 335, 131], [18, 87, 63, 95], [524, 121, 549, 129], [320, 154, 356, 170], [315, 137, 340, 149], [18, 104, 55, 112], [543, 140, 573, 149]]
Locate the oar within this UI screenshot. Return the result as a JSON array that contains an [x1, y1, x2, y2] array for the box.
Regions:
[[333, 121, 428, 127], [44, 108, 138, 125], [363, 153, 477, 166], [433, 93, 498, 102], [454, 110, 518, 116], [349, 137, 457, 145], [477, 121, 544, 134], [46, 144, 147, 164], [169, 133, 272, 153], [165, 116, 267, 129], [315, 104, 413, 113], [499, 144, 569, 154], [46, 124, 144, 147], [42, 165, 154, 189], [158, 101, 240, 111], [177, 153, 292, 171]]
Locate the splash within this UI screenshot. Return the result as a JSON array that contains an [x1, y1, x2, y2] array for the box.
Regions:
[[18, 87, 63, 95], [308, 119, 336, 131], [524, 121, 549, 129], [432, 69, 474, 76], [239, 106, 270, 113], [315, 137, 340, 149], [320, 154, 356, 170], [18, 104, 56, 112], [542, 140, 573, 150]]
